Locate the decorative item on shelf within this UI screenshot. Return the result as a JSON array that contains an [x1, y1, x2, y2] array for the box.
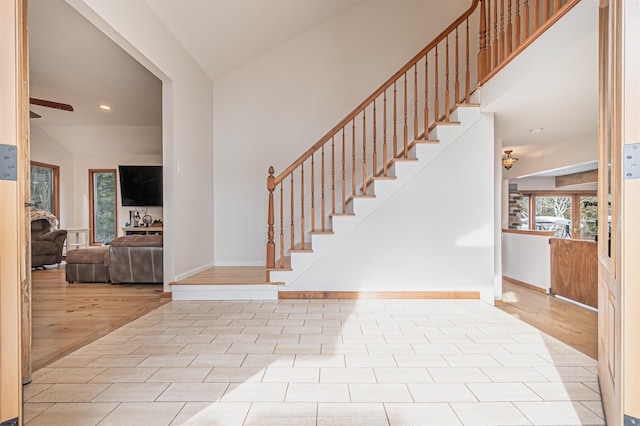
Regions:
[[502, 150, 519, 170], [129, 210, 140, 227], [142, 215, 152, 227]]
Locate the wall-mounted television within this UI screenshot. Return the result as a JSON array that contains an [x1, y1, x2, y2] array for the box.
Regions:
[[118, 165, 163, 207]]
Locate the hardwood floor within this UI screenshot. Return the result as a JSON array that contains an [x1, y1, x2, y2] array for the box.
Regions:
[[30, 265, 166, 372], [498, 279, 598, 359], [172, 266, 270, 285]]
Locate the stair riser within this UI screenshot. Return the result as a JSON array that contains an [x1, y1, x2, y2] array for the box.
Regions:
[[172, 285, 278, 300], [450, 106, 480, 123]]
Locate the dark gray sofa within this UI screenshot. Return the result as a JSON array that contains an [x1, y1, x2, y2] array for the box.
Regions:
[[108, 234, 163, 283]]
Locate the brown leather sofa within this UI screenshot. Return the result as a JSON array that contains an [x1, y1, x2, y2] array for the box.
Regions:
[[108, 234, 163, 283], [31, 218, 67, 268]]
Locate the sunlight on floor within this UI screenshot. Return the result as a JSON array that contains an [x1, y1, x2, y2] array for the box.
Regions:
[[24, 299, 604, 425], [502, 291, 519, 303]]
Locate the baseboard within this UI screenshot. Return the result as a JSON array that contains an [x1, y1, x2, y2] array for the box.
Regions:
[[503, 276, 548, 293], [173, 261, 216, 282], [278, 291, 480, 299]]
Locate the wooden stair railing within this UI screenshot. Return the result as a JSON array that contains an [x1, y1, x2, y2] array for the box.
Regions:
[[266, 0, 580, 271]]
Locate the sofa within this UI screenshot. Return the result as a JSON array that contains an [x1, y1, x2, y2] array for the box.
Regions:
[[31, 218, 67, 268], [65, 246, 110, 283], [107, 234, 163, 284], [66, 234, 163, 284]]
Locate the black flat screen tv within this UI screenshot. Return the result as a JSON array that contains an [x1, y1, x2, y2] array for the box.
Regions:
[[118, 165, 163, 207]]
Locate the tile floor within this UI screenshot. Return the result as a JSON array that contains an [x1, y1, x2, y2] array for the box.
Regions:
[[24, 299, 604, 425]]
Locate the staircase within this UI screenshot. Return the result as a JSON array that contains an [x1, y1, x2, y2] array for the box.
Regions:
[[268, 104, 483, 288], [173, 0, 581, 301]]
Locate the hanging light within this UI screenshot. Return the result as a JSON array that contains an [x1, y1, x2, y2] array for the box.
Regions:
[[502, 150, 518, 170]]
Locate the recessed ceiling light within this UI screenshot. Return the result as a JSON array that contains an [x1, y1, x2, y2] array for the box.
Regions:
[[529, 127, 543, 134], [99, 104, 111, 110]]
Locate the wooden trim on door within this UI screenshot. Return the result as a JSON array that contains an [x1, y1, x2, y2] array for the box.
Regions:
[[0, 0, 26, 419]]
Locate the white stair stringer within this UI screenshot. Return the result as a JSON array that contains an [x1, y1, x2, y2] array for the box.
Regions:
[[270, 105, 482, 288]]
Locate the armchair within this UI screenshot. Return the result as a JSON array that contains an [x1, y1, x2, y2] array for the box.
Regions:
[[31, 218, 67, 268]]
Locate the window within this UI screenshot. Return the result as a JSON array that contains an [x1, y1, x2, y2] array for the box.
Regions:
[[515, 194, 530, 230], [535, 195, 572, 238], [521, 192, 597, 240], [89, 170, 117, 245], [30, 161, 59, 218], [579, 196, 598, 241]]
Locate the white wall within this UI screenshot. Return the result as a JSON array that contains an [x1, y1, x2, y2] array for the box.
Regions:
[[68, 0, 215, 286], [213, 0, 469, 265], [502, 231, 551, 291], [30, 126, 75, 227], [284, 113, 497, 303], [72, 154, 162, 237]]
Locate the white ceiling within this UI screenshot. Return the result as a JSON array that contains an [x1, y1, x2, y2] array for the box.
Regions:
[[29, 0, 162, 127], [29, 0, 599, 178], [144, 0, 361, 80], [482, 0, 599, 180]]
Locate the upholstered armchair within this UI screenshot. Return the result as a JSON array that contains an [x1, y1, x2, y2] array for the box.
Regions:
[[31, 218, 67, 268]]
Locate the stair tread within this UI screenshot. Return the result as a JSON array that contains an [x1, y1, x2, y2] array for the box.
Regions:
[[346, 194, 376, 206], [433, 121, 461, 126], [310, 230, 334, 235], [390, 157, 419, 163], [290, 243, 313, 252], [330, 213, 356, 217], [455, 102, 480, 107], [268, 256, 292, 271]]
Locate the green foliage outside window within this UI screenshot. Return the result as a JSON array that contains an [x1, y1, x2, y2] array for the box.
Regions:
[[580, 196, 598, 241], [94, 172, 116, 243], [31, 165, 53, 213]]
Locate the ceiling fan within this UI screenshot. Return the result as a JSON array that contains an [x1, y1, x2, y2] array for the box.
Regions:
[[29, 97, 73, 119]]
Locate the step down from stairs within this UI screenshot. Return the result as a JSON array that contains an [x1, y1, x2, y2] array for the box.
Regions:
[[171, 266, 280, 300]]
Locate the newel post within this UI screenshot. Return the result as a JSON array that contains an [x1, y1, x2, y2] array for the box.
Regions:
[[478, 0, 489, 81], [266, 166, 276, 269]]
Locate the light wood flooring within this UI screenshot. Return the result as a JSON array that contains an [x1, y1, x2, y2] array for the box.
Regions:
[[172, 266, 270, 285], [30, 266, 166, 372], [498, 279, 598, 359]]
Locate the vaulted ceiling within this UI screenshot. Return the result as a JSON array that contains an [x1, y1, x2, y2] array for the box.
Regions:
[[29, 0, 598, 179]]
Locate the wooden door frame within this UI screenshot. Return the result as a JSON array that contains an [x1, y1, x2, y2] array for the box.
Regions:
[[0, 0, 28, 422], [620, 0, 640, 419], [598, 0, 640, 423]]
